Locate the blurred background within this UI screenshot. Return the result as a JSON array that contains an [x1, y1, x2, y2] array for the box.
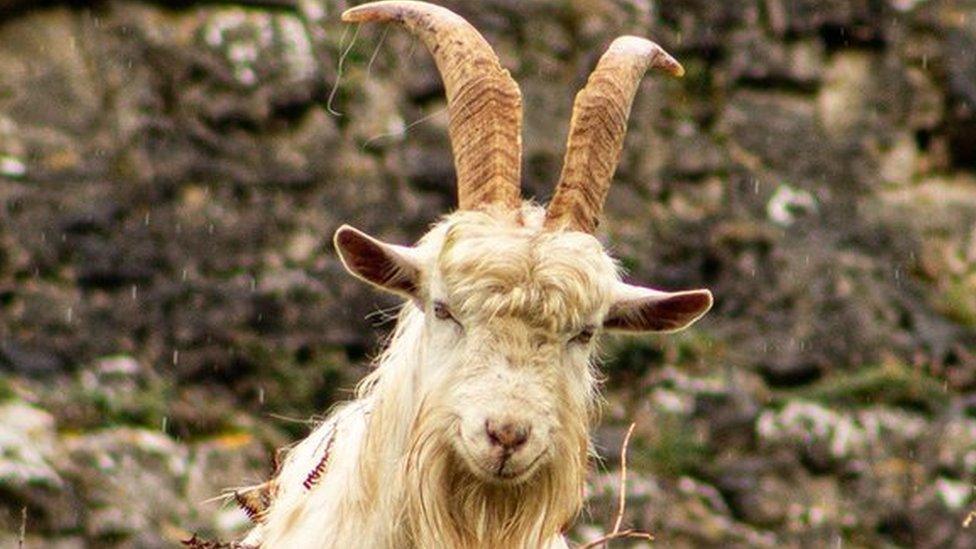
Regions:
[[1, 0, 975, 546]]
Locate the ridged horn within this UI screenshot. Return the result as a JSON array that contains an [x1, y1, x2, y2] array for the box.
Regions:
[[544, 36, 684, 233], [343, 1, 523, 211]]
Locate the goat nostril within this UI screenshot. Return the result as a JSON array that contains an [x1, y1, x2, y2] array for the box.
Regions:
[[485, 420, 530, 451]]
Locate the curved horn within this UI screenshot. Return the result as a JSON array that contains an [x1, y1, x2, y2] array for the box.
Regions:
[[544, 36, 683, 232], [343, 1, 523, 211]]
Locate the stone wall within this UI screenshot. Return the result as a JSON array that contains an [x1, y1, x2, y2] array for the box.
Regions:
[[1, 0, 975, 546]]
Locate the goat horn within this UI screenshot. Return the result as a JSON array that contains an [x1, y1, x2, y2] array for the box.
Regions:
[[544, 36, 683, 233], [343, 1, 523, 211]]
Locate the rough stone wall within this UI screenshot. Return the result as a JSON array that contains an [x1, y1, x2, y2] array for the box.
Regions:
[[1, 0, 975, 546]]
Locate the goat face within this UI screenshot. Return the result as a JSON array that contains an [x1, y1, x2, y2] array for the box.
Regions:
[[426, 212, 613, 484], [332, 0, 710, 498], [334, 207, 712, 486]]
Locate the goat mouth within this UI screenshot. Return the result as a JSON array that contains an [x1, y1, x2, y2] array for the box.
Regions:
[[457, 445, 547, 485], [492, 451, 546, 483], [452, 427, 546, 484]]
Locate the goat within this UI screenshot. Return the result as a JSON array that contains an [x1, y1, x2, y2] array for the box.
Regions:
[[233, 2, 712, 547]]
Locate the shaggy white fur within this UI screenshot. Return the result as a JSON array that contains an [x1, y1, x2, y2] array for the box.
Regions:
[[239, 206, 711, 548]]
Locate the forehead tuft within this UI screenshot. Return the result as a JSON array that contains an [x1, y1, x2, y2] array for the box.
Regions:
[[429, 210, 619, 331]]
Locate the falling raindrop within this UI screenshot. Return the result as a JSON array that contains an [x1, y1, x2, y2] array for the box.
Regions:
[[66, 307, 73, 323], [181, 268, 188, 282], [162, 417, 168, 433], [173, 350, 180, 365], [259, 387, 265, 404], [144, 212, 150, 226], [131, 285, 138, 300]]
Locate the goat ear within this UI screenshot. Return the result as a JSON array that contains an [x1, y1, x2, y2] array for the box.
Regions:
[[604, 284, 712, 333], [334, 225, 421, 299]]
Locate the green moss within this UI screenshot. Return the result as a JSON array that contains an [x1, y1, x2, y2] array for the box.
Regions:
[[603, 329, 719, 382], [64, 375, 173, 433], [630, 415, 709, 478], [938, 277, 976, 328], [616, 254, 641, 275], [603, 338, 666, 380], [232, 339, 349, 439], [778, 360, 947, 414], [672, 329, 721, 366], [45, 341, 352, 439], [0, 375, 15, 402]]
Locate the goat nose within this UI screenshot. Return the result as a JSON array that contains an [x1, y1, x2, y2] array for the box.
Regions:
[[485, 419, 530, 452]]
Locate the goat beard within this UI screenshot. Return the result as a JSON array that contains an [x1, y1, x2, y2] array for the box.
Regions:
[[399, 407, 588, 549]]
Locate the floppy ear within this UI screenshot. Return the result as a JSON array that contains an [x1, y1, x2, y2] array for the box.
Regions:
[[334, 225, 422, 299], [604, 283, 712, 333]]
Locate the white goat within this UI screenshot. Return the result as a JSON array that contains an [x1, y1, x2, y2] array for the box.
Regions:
[[227, 2, 712, 547]]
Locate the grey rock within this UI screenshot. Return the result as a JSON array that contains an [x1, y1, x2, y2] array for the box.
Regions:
[[945, 14, 976, 168], [0, 341, 65, 376], [0, 0, 975, 546]]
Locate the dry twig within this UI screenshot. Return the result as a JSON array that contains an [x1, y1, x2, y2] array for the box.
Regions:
[[18, 507, 26, 549], [612, 423, 637, 536], [963, 508, 976, 528], [579, 422, 654, 549], [580, 529, 654, 548]]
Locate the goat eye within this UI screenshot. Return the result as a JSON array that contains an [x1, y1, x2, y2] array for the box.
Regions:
[[571, 327, 595, 345], [433, 301, 455, 322]]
